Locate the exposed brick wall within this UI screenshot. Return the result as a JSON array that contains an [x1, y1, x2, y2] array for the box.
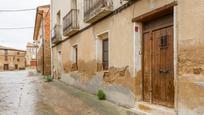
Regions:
[[36, 9, 51, 75], [44, 10, 51, 75]]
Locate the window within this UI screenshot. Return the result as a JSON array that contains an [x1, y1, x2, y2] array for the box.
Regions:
[[160, 35, 168, 49], [72, 45, 78, 70], [32, 54, 36, 59], [102, 39, 109, 70], [17, 58, 20, 62], [57, 11, 61, 25], [17, 52, 20, 55], [96, 32, 109, 71], [15, 64, 18, 70], [4, 64, 9, 70]]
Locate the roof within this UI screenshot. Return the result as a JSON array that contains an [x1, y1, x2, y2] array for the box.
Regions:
[[26, 42, 35, 47], [33, 5, 50, 40], [0, 45, 26, 52]]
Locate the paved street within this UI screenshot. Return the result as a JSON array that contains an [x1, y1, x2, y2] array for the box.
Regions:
[[0, 70, 133, 115]]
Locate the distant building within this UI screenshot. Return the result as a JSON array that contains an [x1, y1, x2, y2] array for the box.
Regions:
[[0, 45, 26, 71], [26, 42, 37, 68], [33, 5, 51, 75]]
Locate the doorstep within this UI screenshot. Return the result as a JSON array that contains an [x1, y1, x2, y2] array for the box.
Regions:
[[132, 102, 176, 115]]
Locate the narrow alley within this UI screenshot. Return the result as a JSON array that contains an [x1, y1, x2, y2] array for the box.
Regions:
[[0, 70, 133, 115], [0, 0, 204, 115]]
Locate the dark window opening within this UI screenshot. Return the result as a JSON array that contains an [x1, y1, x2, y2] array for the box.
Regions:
[[102, 39, 109, 70], [15, 64, 18, 70], [72, 45, 78, 70], [4, 64, 9, 70]]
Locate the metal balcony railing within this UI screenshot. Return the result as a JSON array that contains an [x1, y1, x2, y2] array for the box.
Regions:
[[63, 9, 79, 36], [84, 0, 113, 23], [51, 25, 62, 44]]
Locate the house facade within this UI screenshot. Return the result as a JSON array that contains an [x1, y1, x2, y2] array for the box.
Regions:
[[26, 42, 37, 68], [51, 0, 204, 114], [0, 46, 26, 71], [33, 5, 51, 75]]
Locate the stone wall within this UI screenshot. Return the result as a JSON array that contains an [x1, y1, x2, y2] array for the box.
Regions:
[[52, 0, 204, 114], [176, 0, 204, 114]]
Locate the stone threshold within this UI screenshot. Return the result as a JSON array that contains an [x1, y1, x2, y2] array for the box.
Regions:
[[132, 102, 176, 115]]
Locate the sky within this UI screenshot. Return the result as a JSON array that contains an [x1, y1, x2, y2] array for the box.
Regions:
[[0, 0, 50, 50]]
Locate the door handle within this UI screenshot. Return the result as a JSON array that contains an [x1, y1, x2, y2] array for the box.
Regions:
[[159, 69, 169, 74]]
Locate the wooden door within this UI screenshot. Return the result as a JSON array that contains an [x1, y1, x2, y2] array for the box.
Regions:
[[4, 64, 9, 70], [152, 26, 174, 107], [143, 32, 152, 102], [102, 39, 109, 70], [143, 14, 174, 107]]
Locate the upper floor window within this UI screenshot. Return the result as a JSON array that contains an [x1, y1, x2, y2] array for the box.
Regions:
[[57, 11, 61, 25]]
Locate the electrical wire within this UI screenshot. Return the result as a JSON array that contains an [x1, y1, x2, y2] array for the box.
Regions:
[[0, 8, 35, 12], [0, 27, 34, 30]]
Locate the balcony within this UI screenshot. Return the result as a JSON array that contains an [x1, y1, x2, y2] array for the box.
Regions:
[[52, 25, 62, 44], [63, 9, 79, 36], [84, 0, 113, 23]]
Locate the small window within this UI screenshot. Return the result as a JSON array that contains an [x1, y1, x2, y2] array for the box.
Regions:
[[160, 35, 168, 49], [17, 59, 20, 62], [15, 64, 18, 70], [72, 45, 78, 70], [57, 11, 61, 25], [17, 52, 20, 55], [4, 64, 9, 70], [102, 39, 109, 70]]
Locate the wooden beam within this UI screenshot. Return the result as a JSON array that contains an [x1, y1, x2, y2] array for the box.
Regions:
[[132, 1, 177, 22]]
